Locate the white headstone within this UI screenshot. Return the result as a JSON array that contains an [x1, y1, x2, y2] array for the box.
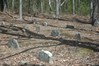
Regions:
[[38, 50, 53, 63], [8, 39, 20, 49], [19, 60, 29, 66], [22, 29, 28, 37]]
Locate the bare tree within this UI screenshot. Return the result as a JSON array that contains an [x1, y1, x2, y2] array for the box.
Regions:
[[90, 0, 93, 20], [77, 0, 80, 14], [41, 0, 44, 13], [19, 0, 22, 20], [49, 0, 52, 12], [56, 0, 60, 18], [12, 0, 15, 11], [91, 0, 99, 26], [72, 0, 75, 15]]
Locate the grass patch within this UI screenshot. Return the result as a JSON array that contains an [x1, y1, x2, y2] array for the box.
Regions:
[[76, 48, 93, 57]]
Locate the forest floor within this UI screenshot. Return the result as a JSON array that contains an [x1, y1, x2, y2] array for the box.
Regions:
[[0, 12, 99, 66]]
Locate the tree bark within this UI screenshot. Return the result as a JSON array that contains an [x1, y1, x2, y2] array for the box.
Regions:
[[77, 0, 80, 14], [72, 0, 75, 15], [41, 0, 44, 13], [19, 0, 23, 20], [12, 0, 15, 11], [0, 0, 7, 12], [91, 0, 99, 26], [56, 0, 60, 18], [49, 0, 52, 12]]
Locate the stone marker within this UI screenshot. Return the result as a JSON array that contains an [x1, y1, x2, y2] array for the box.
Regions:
[[33, 19, 37, 24], [51, 29, 60, 37], [37, 22, 40, 25], [43, 22, 48, 27], [24, 26, 29, 30], [36, 25, 40, 33], [22, 26, 29, 36], [75, 32, 81, 41], [65, 25, 75, 29], [10, 23, 14, 27], [38, 50, 53, 63], [8, 39, 20, 49], [22, 28, 28, 37], [19, 60, 29, 66], [94, 19, 99, 27], [1, 22, 5, 26]]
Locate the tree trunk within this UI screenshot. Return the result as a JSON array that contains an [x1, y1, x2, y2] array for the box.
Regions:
[[41, 0, 44, 13], [77, 0, 80, 14], [0, 0, 7, 12], [19, 0, 23, 20], [12, 0, 15, 11], [49, 0, 52, 12], [72, 0, 75, 15], [91, 0, 99, 26], [56, 0, 60, 18], [0, 0, 4, 12]]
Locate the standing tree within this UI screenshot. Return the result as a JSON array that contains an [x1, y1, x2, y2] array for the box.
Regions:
[[72, 0, 75, 15], [49, 0, 52, 11], [77, 0, 80, 14], [0, 0, 7, 12], [91, 0, 99, 26], [56, 0, 60, 18], [12, 0, 15, 11], [19, 0, 23, 20]]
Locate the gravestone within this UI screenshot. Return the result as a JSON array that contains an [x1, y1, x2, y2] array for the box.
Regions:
[[10, 23, 14, 27], [22, 28, 28, 36], [51, 29, 60, 37], [43, 22, 48, 27], [24, 26, 28, 30], [8, 39, 20, 49], [1, 22, 5, 26], [75, 32, 81, 41], [36, 25, 40, 33], [38, 50, 53, 63], [94, 19, 99, 27], [19, 60, 29, 66], [33, 19, 37, 24], [65, 25, 75, 29], [22, 26, 29, 36], [37, 22, 40, 25]]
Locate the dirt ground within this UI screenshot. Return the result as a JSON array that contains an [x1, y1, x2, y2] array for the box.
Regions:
[[0, 12, 99, 66]]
